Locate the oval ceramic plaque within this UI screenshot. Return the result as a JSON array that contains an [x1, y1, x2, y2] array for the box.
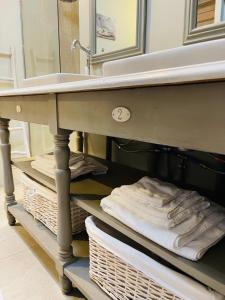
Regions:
[[16, 105, 22, 113], [112, 107, 131, 123]]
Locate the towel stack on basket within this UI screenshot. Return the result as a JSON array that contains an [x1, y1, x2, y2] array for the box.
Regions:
[[101, 176, 225, 261], [20, 153, 108, 235], [86, 216, 225, 300], [31, 153, 108, 179]]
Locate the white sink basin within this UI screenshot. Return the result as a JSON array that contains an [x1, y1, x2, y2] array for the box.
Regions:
[[103, 38, 225, 76], [22, 73, 100, 87]]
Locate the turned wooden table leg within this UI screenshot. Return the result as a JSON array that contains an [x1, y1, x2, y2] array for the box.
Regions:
[[77, 131, 83, 153], [54, 131, 73, 294], [0, 119, 17, 226]]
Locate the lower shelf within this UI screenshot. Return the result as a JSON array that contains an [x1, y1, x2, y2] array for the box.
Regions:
[[8, 204, 89, 258], [8, 204, 108, 300], [9, 204, 110, 300], [8, 204, 58, 261], [12, 159, 225, 296], [72, 197, 225, 296], [65, 258, 110, 300]]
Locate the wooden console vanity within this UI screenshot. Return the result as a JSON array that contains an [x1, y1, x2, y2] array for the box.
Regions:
[[1, 57, 225, 299]]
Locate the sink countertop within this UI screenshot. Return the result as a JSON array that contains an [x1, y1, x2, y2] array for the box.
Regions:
[[22, 73, 100, 88], [1, 60, 225, 97]]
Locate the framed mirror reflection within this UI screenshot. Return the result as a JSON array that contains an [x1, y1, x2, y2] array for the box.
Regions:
[[184, 0, 225, 44], [20, 0, 60, 78], [90, 0, 146, 63]]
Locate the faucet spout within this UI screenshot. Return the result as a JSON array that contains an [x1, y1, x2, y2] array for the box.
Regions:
[[71, 40, 91, 55], [71, 39, 92, 75]]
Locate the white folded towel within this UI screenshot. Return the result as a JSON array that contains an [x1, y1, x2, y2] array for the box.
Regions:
[[31, 154, 108, 180], [102, 195, 224, 248], [178, 208, 225, 247], [112, 187, 210, 228], [112, 186, 201, 218], [86, 216, 225, 300], [116, 177, 213, 217], [120, 177, 182, 208], [100, 197, 225, 260], [181, 221, 225, 260], [128, 197, 210, 229]]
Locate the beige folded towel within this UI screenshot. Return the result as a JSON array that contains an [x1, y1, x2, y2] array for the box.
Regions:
[[112, 193, 210, 228], [112, 185, 210, 227], [119, 176, 185, 208], [101, 195, 225, 248], [33, 153, 84, 168], [31, 154, 108, 179]]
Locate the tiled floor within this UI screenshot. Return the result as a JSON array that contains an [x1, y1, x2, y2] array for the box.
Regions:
[[0, 185, 83, 300]]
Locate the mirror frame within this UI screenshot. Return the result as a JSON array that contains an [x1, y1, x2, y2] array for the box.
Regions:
[[184, 0, 225, 44], [90, 0, 146, 64]]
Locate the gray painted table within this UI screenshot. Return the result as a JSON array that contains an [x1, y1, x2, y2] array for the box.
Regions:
[[0, 78, 225, 298]]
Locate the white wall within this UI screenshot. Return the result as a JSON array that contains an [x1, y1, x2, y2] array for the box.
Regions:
[[147, 0, 186, 52]]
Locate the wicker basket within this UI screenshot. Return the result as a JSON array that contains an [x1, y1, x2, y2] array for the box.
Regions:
[[21, 172, 89, 235], [86, 216, 185, 300], [89, 237, 182, 300]]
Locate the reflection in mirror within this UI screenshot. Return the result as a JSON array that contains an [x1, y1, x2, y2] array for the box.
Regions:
[[91, 0, 146, 63], [185, 0, 225, 43], [196, 0, 216, 27], [195, 0, 225, 28], [21, 0, 60, 78], [96, 0, 137, 55]]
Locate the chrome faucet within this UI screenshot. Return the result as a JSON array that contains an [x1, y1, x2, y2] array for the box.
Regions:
[[71, 40, 92, 75]]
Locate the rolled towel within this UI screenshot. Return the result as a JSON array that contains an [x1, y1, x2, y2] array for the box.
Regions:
[[101, 196, 225, 256]]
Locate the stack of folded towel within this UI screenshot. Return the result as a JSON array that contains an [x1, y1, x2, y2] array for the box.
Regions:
[[31, 153, 108, 180], [101, 176, 225, 261]]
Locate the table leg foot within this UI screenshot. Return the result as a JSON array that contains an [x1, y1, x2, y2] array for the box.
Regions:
[[7, 212, 16, 226], [59, 275, 72, 295]]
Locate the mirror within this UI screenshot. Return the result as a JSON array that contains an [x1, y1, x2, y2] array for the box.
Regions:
[[195, 0, 225, 28], [21, 0, 60, 78], [90, 0, 146, 63], [184, 0, 225, 44]]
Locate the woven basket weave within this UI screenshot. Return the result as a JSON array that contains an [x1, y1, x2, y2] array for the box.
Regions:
[[89, 237, 182, 300], [21, 173, 89, 235]]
